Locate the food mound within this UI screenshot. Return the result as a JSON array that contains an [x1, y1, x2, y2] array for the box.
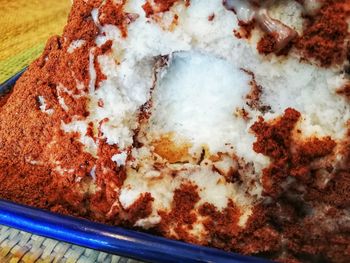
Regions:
[[0, 0, 349, 262]]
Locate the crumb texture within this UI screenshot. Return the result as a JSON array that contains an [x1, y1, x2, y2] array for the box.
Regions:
[[0, 0, 349, 262]]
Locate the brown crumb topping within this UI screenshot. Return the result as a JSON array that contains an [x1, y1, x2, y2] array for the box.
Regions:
[[251, 108, 336, 196], [157, 183, 200, 242], [198, 200, 242, 250], [242, 69, 271, 113], [337, 83, 350, 100], [99, 0, 131, 38], [234, 20, 255, 39], [296, 0, 350, 67]]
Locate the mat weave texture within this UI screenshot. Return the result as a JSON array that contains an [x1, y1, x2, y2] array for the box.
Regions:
[[0, 0, 71, 83], [0, 225, 143, 263]]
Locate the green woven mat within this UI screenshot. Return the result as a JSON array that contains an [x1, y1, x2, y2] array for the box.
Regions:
[[0, 225, 143, 263], [0, 1, 71, 84]]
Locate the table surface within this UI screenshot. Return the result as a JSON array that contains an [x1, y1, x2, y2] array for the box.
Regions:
[[0, 1, 143, 262]]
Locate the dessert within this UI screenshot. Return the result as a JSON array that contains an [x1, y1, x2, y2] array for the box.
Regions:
[[0, 0, 349, 262]]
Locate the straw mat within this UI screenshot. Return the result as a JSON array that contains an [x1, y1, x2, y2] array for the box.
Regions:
[[0, 225, 143, 263]]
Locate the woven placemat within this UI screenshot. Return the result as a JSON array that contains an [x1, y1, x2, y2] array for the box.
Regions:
[[0, 225, 143, 263], [0, 0, 71, 83]]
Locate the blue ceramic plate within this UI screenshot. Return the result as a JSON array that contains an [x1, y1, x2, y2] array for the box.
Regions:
[[0, 71, 267, 263]]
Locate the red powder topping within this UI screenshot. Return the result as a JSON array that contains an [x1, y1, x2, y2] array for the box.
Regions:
[[306, 171, 350, 208], [99, 40, 113, 54], [89, 138, 127, 218], [243, 69, 271, 113], [208, 13, 215, 22], [98, 99, 105, 107], [142, 2, 154, 17], [157, 183, 200, 241], [99, 0, 129, 38], [257, 32, 279, 55], [297, 137, 336, 159], [125, 193, 154, 225], [257, 32, 295, 56], [251, 108, 301, 160], [336, 83, 350, 100], [154, 0, 179, 11], [234, 20, 255, 39], [198, 200, 242, 250], [63, 1, 101, 43], [94, 57, 106, 88], [93, 40, 113, 88], [296, 0, 350, 67], [251, 108, 336, 196]]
